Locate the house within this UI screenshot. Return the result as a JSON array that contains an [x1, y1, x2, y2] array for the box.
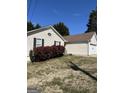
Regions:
[[64, 32, 97, 56], [27, 26, 67, 60], [27, 25, 97, 61]]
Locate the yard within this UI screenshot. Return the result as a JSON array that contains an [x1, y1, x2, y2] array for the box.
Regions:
[[27, 55, 97, 93]]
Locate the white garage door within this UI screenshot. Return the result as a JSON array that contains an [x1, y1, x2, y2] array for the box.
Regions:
[[65, 43, 88, 56]]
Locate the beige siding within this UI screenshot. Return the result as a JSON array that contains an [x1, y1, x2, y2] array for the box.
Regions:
[[89, 34, 97, 55], [65, 33, 97, 56], [65, 43, 88, 56], [90, 33, 97, 45], [89, 44, 97, 55], [27, 29, 64, 56]]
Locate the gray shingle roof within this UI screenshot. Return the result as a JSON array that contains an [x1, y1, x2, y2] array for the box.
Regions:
[[27, 25, 67, 42], [27, 26, 51, 36]]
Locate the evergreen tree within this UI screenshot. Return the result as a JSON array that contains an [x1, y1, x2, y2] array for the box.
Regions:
[[85, 10, 97, 33], [27, 21, 41, 31], [34, 24, 41, 29], [53, 22, 70, 36], [27, 21, 34, 31]]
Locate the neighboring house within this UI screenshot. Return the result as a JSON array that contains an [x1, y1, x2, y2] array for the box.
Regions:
[[27, 26, 66, 60], [64, 32, 97, 56], [27, 26, 97, 61]]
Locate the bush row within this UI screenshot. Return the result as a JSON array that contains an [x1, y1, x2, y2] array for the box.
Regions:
[[30, 45, 65, 62]]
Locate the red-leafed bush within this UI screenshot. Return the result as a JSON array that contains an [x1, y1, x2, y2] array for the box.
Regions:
[[33, 45, 65, 62]]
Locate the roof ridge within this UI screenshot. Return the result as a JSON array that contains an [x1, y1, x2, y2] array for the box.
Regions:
[[64, 31, 95, 37], [64, 33, 84, 37], [27, 25, 52, 33]]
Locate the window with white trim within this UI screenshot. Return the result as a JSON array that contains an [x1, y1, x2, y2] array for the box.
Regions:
[[54, 41, 61, 46], [33, 38, 44, 48]]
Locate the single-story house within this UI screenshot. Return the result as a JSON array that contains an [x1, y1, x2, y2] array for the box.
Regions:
[[27, 26, 66, 59], [64, 32, 97, 56], [27, 25, 97, 61]]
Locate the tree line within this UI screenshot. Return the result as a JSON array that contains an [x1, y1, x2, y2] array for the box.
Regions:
[[27, 21, 70, 36], [85, 9, 97, 34], [27, 9, 97, 36], [27, 21, 41, 31]]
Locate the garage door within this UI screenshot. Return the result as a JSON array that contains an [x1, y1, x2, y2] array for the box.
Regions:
[[65, 43, 88, 55]]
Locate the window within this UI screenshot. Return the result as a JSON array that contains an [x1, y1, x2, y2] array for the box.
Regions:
[[48, 33, 51, 36], [54, 41, 61, 46], [33, 38, 44, 48], [92, 47, 94, 50]]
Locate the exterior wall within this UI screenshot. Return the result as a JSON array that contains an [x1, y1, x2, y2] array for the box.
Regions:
[[27, 29, 64, 56], [65, 33, 97, 56], [90, 33, 97, 45], [65, 42, 88, 56], [88, 33, 97, 55], [89, 44, 97, 55]]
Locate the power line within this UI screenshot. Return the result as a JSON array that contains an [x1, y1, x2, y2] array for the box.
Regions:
[[27, 0, 32, 17], [30, 0, 38, 21]]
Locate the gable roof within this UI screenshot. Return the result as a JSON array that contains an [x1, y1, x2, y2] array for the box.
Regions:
[[27, 25, 67, 42], [27, 26, 50, 36], [64, 32, 96, 42]]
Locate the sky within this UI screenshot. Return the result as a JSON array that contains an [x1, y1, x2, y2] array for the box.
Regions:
[[27, 0, 96, 35]]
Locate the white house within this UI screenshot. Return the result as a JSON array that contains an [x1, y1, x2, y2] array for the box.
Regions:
[[27, 26, 97, 61], [64, 32, 97, 56], [27, 26, 66, 60]]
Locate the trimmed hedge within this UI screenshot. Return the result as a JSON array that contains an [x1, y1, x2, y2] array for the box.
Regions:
[[32, 45, 65, 62]]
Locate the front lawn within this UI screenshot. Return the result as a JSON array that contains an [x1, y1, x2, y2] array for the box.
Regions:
[[27, 55, 97, 93]]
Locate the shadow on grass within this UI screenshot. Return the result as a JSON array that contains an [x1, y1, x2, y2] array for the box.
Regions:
[[68, 61, 97, 81]]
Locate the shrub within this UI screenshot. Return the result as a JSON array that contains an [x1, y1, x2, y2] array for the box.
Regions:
[[29, 50, 35, 62], [33, 45, 65, 62]]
